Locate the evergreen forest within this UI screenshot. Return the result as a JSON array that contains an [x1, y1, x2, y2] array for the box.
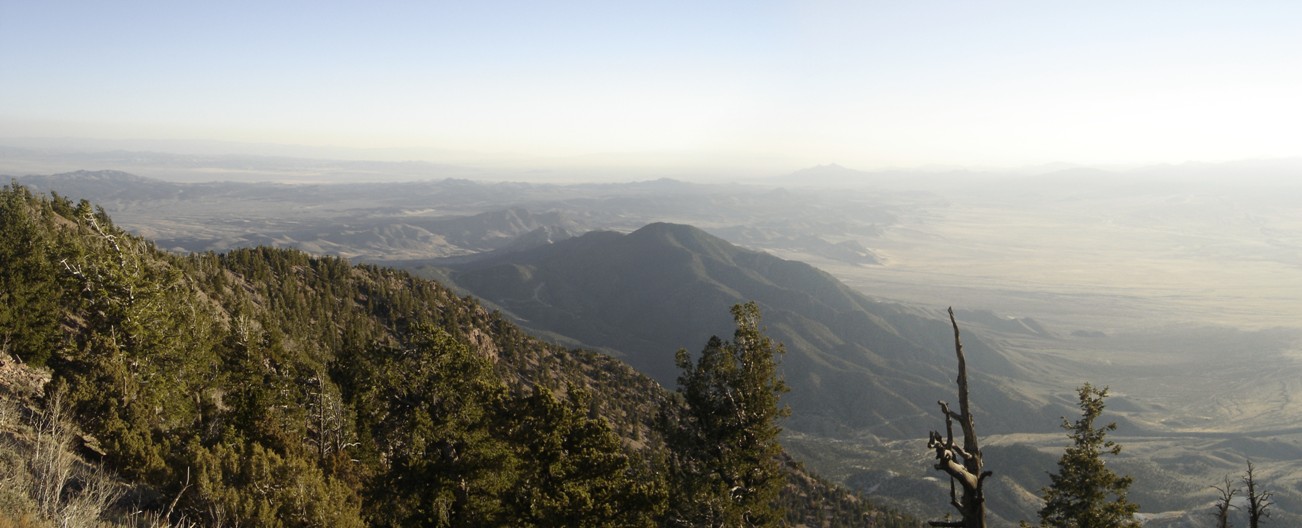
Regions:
[[0, 183, 917, 526]]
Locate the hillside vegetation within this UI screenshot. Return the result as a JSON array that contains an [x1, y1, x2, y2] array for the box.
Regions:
[[0, 183, 915, 527]]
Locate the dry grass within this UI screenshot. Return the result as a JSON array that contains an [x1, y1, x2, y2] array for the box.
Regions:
[[0, 513, 43, 528], [0, 373, 200, 528], [0, 392, 122, 528]]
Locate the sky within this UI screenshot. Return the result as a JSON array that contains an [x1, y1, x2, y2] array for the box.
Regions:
[[2, 1, 1300, 174]]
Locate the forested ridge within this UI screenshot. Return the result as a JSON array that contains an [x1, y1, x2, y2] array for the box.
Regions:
[[0, 182, 916, 527]]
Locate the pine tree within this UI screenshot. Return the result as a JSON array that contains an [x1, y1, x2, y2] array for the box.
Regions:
[[663, 302, 789, 527], [1038, 383, 1140, 528], [350, 324, 519, 527], [0, 184, 62, 365], [48, 194, 220, 483], [502, 385, 666, 527]]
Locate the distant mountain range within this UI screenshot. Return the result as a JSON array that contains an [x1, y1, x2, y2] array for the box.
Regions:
[[11, 171, 583, 259], [437, 222, 1059, 439], [10, 170, 894, 266]]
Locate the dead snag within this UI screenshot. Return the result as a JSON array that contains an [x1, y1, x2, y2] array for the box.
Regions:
[[926, 307, 991, 528]]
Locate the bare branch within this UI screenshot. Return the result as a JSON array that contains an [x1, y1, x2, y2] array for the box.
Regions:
[[1244, 459, 1273, 528], [1210, 473, 1238, 528], [924, 308, 988, 528]]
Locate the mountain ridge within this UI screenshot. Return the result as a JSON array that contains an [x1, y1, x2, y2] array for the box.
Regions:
[[441, 222, 1053, 439]]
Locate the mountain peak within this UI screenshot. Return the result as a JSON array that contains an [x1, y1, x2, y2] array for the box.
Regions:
[[629, 222, 704, 238], [446, 220, 1041, 439], [626, 222, 744, 260], [793, 163, 855, 174]]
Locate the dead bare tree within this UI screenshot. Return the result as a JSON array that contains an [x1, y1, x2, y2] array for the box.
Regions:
[[926, 307, 991, 528], [306, 367, 355, 463], [1211, 473, 1238, 528], [1243, 459, 1272, 528]]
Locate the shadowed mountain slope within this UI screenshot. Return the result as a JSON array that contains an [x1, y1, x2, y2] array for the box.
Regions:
[[445, 222, 1054, 438]]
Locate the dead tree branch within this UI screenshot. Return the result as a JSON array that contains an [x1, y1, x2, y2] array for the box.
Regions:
[[926, 307, 989, 528]]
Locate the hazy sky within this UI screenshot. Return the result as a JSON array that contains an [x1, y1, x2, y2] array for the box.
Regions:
[[2, 1, 1299, 172]]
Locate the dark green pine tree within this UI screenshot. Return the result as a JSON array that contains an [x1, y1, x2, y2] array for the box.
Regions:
[[350, 324, 519, 528], [1038, 383, 1140, 528], [0, 183, 62, 366], [663, 302, 790, 527], [501, 384, 666, 527]]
